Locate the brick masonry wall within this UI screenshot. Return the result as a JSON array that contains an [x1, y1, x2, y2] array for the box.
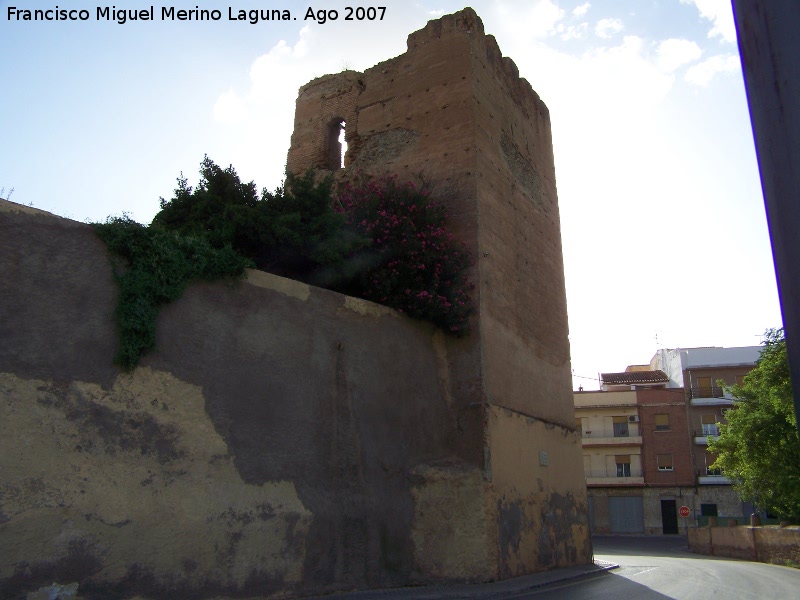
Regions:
[[689, 526, 800, 566], [636, 388, 694, 486], [285, 6, 589, 579]]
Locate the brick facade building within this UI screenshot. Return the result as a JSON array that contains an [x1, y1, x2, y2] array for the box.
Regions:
[[576, 345, 762, 534]]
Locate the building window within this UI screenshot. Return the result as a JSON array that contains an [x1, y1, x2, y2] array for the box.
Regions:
[[704, 453, 722, 476], [701, 503, 718, 517], [612, 416, 629, 437], [326, 117, 346, 169], [616, 455, 631, 477], [654, 414, 670, 431], [657, 454, 673, 471], [701, 414, 719, 437], [575, 418, 583, 436]]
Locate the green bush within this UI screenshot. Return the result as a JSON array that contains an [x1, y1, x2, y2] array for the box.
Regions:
[[93, 216, 251, 370], [96, 158, 476, 371], [152, 156, 362, 281]]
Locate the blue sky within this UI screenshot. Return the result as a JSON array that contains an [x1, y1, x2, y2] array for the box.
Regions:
[[1, 1, 782, 388]]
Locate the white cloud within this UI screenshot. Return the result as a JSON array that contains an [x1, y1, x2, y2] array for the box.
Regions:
[[573, 2, 591, 17], [656, 38, 702, 72], [213, 89, 248, 125], [595, 18, 624, 39], [685, 53, 740, 85], [558, 22, 589, 41], [494, 0, 565, 39], [680, 0, 737, 43]]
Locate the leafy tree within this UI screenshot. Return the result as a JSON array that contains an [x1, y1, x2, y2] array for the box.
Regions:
[[261, 168, 365, 280], [152, 156, 359, 281], [709, 328, 800, 520], [152, 157, 474, 335]]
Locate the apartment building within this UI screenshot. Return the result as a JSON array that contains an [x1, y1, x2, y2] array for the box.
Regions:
[[651, 346, 762, 522], [576, 346, 762, 534]]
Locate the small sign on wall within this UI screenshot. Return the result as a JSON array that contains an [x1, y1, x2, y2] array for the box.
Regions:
[[539, 451, 549, 466]]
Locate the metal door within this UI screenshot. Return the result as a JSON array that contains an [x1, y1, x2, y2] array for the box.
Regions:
[[608, 496, 644, 533]]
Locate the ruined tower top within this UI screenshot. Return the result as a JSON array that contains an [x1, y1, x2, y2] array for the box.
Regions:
[[286, 7, 548, 179]]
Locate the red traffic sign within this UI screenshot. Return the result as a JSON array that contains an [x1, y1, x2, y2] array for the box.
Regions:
[[679, 505, 691, 518]]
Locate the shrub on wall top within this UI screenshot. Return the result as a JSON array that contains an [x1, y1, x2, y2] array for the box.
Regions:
[[334, 174, 474, 335], [95, 159, 476, 369]]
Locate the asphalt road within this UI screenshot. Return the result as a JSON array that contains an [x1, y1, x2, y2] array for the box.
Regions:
[[522, 534, 800, 599]]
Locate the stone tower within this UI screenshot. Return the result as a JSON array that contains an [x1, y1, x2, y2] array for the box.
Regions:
[[288, 8, 591, 578]]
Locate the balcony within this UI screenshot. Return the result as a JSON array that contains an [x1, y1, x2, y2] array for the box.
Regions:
[[582, 434, 642, 446], [689, 385, 734, 406], [586, 476, 644, 486], [698, 475, 731, 485], [693, 426, 720, 445], [574, 390, 637, 409], [697, 467, 730, 485]]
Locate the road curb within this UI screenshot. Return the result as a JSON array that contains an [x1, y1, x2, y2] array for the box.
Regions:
[[309, 560, 620, 599]]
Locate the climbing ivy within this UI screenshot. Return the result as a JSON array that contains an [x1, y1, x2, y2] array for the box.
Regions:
[[92, 216, 251, 371]]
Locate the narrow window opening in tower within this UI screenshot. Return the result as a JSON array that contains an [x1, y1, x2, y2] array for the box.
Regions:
[[339, 121, 347, 169], [326, 117, 346, 170]]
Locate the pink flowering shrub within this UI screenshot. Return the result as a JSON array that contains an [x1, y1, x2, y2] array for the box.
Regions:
[[335, 175, 474, 335]]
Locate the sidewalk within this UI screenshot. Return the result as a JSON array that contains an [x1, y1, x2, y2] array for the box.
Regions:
[[309, 559, 619, 599]]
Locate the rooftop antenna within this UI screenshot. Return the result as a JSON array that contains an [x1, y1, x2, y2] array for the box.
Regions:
[[655, 329, 666, 349]]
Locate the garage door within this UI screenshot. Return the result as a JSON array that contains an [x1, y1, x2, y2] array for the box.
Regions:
[[608, 496, 644, 533]]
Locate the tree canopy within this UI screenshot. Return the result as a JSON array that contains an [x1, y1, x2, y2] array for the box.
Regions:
[[151, 157, 474, 333], [709, 328, 800, 520], [152, 155, 359, 281], [95, 157, 475, 370]]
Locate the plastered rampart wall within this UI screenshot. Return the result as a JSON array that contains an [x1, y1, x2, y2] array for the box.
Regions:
[[689, 525, 800, 566], [0, 201, 491, 598], [0, 195, 586, 598]]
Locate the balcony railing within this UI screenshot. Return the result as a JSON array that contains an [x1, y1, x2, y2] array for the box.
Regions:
[[689, 385, 726, 399], [697, 467, 729, 484], [689, 386, 735, 404], [586, 476, 644, 486], [693, 426, 720, 444], [581, 433, 642, 446], [697, 475, 731, 485]]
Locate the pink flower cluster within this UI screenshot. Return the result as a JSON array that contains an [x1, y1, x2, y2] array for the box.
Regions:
[[335, 175, 474, 335]]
